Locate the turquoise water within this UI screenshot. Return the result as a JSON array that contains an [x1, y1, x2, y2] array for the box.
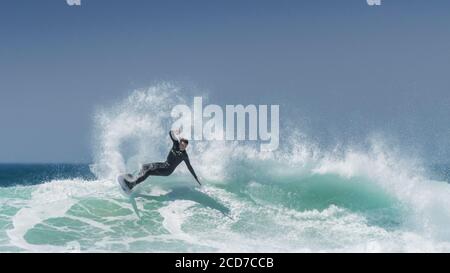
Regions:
[[2, 86, 450, 253], [1, 162, 449, 253]]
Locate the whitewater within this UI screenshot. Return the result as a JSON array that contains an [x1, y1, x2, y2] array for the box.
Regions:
[[1, 83, 450, 253]]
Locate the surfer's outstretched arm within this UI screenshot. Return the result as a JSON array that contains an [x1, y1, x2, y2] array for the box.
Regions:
[[169, 128, 181, 143], [184, 156, 201, 186], [169, 130, 180, 143]]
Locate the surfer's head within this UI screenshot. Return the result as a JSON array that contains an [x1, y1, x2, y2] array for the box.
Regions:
[[179, 138, 189, 151]]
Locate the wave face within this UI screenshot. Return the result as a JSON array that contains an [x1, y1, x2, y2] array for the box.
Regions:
[[1, 83, 450, 252]]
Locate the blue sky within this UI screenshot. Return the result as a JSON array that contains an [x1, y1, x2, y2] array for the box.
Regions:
[[0, 0, 449, 163]]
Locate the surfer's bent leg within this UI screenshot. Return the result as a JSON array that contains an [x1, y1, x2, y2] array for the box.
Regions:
[[133, 162, 172, 185]]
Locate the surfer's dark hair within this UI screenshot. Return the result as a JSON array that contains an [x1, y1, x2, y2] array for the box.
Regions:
[[180, 138, 189, 145]]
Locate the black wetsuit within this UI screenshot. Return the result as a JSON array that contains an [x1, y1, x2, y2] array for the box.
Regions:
[[132, 131, 200, 185]]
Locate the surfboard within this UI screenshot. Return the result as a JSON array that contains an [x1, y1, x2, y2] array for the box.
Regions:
[[117, 174, 134, 196]]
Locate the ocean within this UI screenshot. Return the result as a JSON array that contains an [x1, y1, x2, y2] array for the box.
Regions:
[[1, 85, 450, 252]]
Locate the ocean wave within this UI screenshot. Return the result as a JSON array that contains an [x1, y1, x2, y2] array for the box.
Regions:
[[2, 83, 450, 252]]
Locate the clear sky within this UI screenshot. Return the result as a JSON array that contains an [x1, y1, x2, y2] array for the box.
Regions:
[[0, 0, 449, 163]]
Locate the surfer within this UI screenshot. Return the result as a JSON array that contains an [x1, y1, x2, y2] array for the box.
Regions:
[[121, 128, 201, 191]]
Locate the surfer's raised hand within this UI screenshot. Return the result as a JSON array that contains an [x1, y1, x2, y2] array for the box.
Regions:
[[173, 128, 182, 135]]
